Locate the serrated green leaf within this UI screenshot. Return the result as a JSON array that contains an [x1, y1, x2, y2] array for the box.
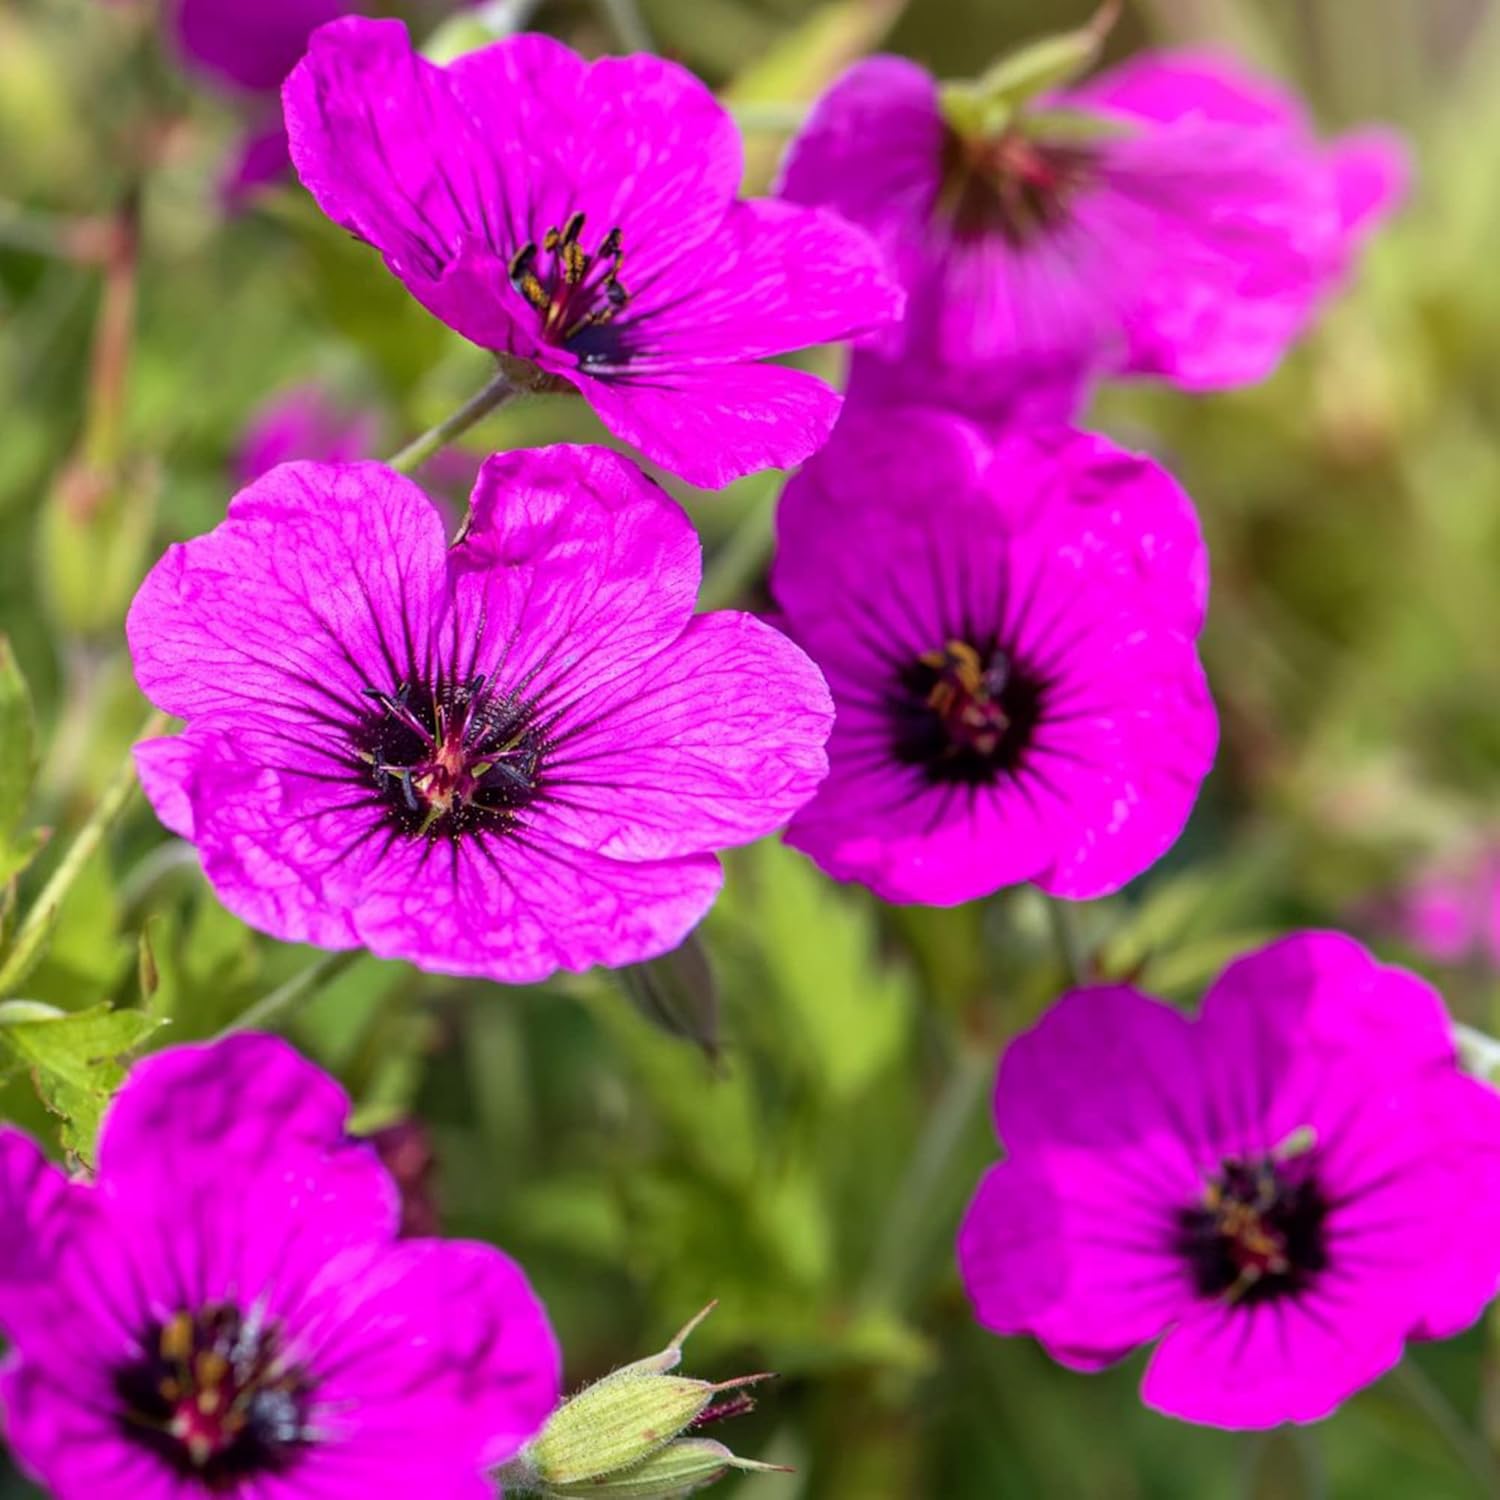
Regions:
[[750, 841, 912, 1101], [0, 1001, 164, 1166]]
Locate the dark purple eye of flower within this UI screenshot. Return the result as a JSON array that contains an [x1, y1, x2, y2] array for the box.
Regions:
[[1176, 1155, 1330, 1305], [509, 211, 630, 369], [938, 128, 1097, 245], [891, 638, 1044, 785], [113, 1304, 313, 1488], [354, 674, 545, 841]]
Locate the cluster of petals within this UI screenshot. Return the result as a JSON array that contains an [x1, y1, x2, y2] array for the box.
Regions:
[[958, 932, 1500, 1428], [164, 0, 462, 205], [1371, 842, 1500, 971], [0, 1034, 560, 1498], [771, 407, 1216, 905], [236, 381, 381, 483], [282, 19, 903, 489], [779, 48, 1409, 422], [126, 448, 833, 983]]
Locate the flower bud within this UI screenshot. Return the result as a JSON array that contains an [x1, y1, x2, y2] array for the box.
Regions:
[[542, 1439, 791, 1498], [502, 1305, 786, 1498]]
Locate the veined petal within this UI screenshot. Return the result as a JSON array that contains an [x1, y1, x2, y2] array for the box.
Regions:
[[579, 360, 844, 492]]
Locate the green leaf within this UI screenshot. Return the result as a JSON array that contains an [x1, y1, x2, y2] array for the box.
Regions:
[[748, 840, 912, 1102], [0, 636, 44, 883], [0, 1000, 164, 1166]]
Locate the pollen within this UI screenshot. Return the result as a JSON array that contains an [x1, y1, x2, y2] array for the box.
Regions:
[[509, 212, 630, 356]]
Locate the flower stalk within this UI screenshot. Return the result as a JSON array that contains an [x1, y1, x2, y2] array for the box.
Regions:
[[0, 706, 169, 998], [386, 365, 524, 476]]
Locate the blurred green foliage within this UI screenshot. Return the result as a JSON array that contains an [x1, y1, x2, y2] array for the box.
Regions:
[[3, 0, 1500, 1495]]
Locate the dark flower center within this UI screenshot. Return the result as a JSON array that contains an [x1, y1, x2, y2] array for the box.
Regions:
[[114, 1305, 312, 1489], [938, 127, 1096, 245], [1175, 1154, 1330, 1305], [509, 211, 629, 368], [891, 638, 1044, 785], [353, 674, 544, 840]]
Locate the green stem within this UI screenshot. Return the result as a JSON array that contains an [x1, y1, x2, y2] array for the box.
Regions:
[[218, 949, 362, 1038], [0, 706, 170, 996], [857, 1044, 993, 1311], [386, 367, 521, 475], [596, 0, 653, 51], [698, 481, 779, 611], [1392, 1359, 1500, 1499], [1044, 894, 1087, 987]]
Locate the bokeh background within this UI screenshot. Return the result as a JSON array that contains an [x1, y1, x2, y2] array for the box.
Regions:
[[3, 0, 1500, 1494]]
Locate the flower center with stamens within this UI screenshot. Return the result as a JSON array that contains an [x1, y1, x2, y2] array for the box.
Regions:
[[508, 211, 629, 368], [891, 638, 1044, 785], [353, 675, 545, 840], [114, 1304, 312, 1488], [938, 126, 1097, 245], [1175, 1155, 1330, 1305]]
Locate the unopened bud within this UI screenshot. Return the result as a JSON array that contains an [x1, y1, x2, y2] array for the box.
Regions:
[[503, 1305, 787, 1498], [543, 1439, 792, 1498]]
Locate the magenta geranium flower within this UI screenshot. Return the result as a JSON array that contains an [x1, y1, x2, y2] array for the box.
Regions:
[[769, 407, 1215, 904], [957, 933, 1500, 1428], [1370, 842, 1500, 971], [236, 381, 381, 482], [282, 19, 903, 489], [779, 48, 1409, 422], [126, 447, 832, 981], [0, 1033, 560, 1497]]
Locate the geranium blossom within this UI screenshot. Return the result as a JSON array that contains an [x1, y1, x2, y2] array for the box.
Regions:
[[236, 382, 381, 482], [1371, 842, 1500, 971], [161, 0, 466, 205], [769, 407, 1215, 904], [0, 1034, 560, 1497], [957, 932, 1500, 1427], [282, 19, 903, 489], [779, 48, 1409, 423], [126, 448, 832, 981]]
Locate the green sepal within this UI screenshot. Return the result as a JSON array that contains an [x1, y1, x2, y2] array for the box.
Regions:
[[540, 1439, 792, 1499], [941, 1, 1120, 138]]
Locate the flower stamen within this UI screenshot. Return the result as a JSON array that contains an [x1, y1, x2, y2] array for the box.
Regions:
[[509, 212, 629, 357], [114, 1304, 312, 1484], [892, 637, 1043, 785], [1176, 1151, 1329, 1306], [354, 675, 544, 841]]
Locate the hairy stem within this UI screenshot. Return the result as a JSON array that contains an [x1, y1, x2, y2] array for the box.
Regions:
[[0, 706, 170, 997], [218, 949, 363, 1038], [386, 367, 522, 475]]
